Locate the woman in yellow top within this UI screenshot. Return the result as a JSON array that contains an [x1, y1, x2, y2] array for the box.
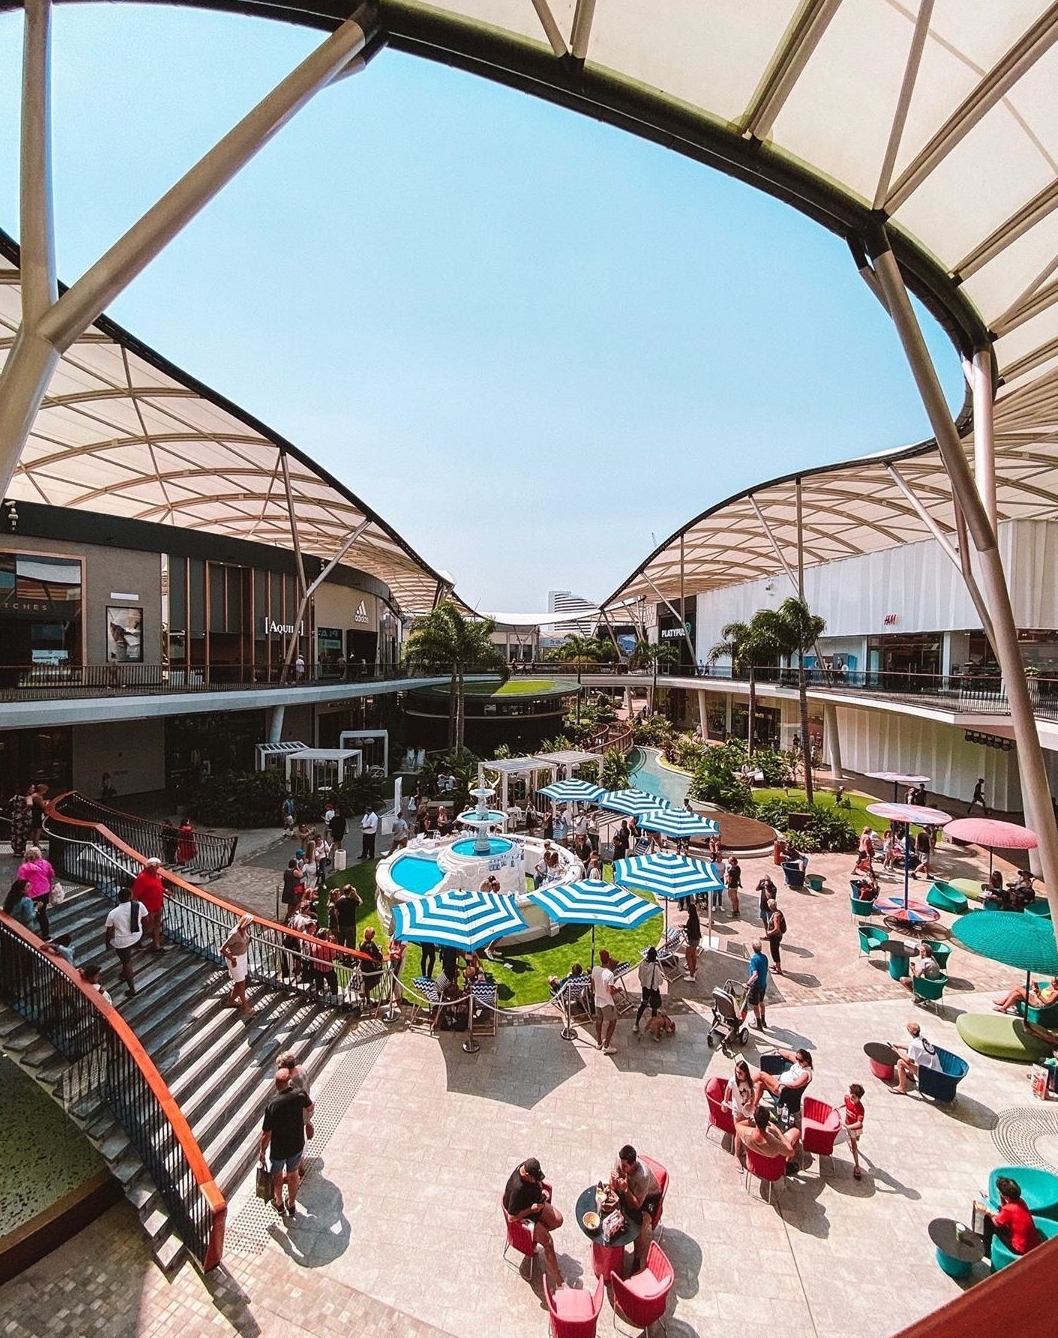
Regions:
[[993, 975, 1058, 1014]]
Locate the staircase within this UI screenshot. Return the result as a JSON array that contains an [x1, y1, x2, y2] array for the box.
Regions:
[[1, 882, 354, 1274]]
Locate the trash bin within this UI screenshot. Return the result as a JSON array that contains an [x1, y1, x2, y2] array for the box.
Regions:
[[782, 861, 806, 890], [333, 847, 347, 872], [805, 873, 824, 892]]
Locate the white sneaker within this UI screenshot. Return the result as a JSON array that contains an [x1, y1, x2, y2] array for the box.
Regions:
[[603, 1046, 618, 1055], [684, 973, 696, 982]]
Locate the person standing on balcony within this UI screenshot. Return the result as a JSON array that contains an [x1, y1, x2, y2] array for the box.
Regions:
[[104, 886, 148, 1000], [131, 857, 167, 953], [28, 783, 48, 847], [968, 777, 990, 816]]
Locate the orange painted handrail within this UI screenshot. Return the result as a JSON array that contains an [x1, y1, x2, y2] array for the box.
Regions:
[[0, 912, 226, 1270], [46, 792, 375, 966]]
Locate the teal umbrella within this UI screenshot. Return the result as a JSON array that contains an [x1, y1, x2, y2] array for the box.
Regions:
[[952, 911, 1058, 1000]]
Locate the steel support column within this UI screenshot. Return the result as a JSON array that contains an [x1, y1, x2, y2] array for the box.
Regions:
[[823, 702, 843, 782], [0, 7, 378, 503], [869, 238, 1058, 925], [972, 347, 998, 528]]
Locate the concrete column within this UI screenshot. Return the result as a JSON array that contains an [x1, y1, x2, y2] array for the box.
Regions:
[[267, 706, 285, 745], [697, 689, 708, 740], [824, 702, 844, 783]]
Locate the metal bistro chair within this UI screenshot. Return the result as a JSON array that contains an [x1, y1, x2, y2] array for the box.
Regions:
[[911, 972, 949, 1013], [647, 929, 685, 982]]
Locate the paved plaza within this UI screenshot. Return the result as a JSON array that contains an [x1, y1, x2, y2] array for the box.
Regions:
[[4, 829, 1057, 1338]]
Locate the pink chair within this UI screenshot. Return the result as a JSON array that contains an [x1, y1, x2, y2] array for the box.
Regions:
[[801, 1096, 842, 1173], [501, 1194, 538, 1277], [611, 1241, 674, 1336], [544, 1276, 604, 1338], [640, 1154, 669, 1238], [744, 1148, 786, 1203], [704, 1076, 735, 1142]]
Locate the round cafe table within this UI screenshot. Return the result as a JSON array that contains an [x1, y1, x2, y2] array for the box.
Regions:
[[879, 938, 915, 980], [928, 1217, 984, 1278], [575, 1185, 639, 1282], [863, 1040, 899, 1081]]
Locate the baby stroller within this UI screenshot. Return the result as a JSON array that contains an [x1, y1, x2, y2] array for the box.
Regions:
[[706, 979, 749, 1054]]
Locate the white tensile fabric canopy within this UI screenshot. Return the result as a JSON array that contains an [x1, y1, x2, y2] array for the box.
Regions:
[[0, 234, 448, 616]]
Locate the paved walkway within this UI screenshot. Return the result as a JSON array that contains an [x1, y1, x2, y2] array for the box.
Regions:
[[4, 795, 1056, 1337]]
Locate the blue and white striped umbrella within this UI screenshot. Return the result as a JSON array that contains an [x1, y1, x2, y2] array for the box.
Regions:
[[639, 808, 720, 839], [392, 888, 527, 951], [600, 788, 671, 818], [614, 853, 724, 901], [529, 880, 661, 931], [539, 780, 607, 804], [529, 879, 660, 966]]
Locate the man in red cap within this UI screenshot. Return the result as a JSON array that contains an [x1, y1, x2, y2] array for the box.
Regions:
[[131, 857, 167, 953]]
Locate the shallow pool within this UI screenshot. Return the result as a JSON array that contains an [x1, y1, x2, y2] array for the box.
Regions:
[[629, 746, 691, 806], [390, 855, 445, 894], [451, 836, 514, 857]]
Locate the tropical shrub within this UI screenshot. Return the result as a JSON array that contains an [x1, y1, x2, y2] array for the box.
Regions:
[[755, 797, 856, 852], [185, 769, 287, 828], [601, 747, 632, 790]]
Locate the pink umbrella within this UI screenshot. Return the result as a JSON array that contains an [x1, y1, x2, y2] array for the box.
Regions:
[[944, 817, 1037, 876], [866, 802, 953, 909]]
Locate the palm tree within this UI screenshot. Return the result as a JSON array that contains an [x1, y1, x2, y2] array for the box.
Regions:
[[403, 601, 508, 752], [707, 612, 785, 755], [549, 634, 615, 668], [630, 640, 680, 711], [772, 597, 827, 804]]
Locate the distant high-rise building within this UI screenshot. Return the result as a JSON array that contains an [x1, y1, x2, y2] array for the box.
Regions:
[[546, 590, 598, 637]]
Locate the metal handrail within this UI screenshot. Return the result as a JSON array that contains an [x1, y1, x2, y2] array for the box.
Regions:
[[42, 797, 384, 1004], [0, 661, 504, 702], [53, 793, 237, 877], [0, 913, 226, 1270]]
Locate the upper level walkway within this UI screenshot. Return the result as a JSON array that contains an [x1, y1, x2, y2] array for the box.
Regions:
[[0, 666, 502, 730]]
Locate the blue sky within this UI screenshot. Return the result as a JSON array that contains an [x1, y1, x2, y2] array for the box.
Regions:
[[0, 5, 966, 612]]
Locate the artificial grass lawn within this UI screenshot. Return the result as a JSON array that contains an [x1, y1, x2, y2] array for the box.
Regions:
[[754, 786, 887, 835], [322, 860, 664, 1009], [422, 678, 568, 697]]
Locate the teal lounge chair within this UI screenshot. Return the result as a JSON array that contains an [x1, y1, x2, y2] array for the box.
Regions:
[[857, 923, 888, 957], [912, 972, 948, 1012], [926, 882, 969, 914], [850, 895, 877, 918], [991, 1215, 1058, 1270], [987, 1167, 1058, 1221], [923, 939, 952, 972]]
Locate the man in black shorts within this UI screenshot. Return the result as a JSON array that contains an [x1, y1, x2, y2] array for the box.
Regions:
[[259, 1068, 314, 1217], [745, 939, 770, 1030], [503, 1157, 563, 1287]]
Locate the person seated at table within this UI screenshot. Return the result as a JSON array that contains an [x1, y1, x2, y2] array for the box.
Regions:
[[851, 864, 879, 900], [463, 950, 485, 986], [982, 1176, 1043, 1258], [890, 1020, 942, 1094], [899, 942, 941, 993], [752, 1048, 813, 1121], [735, 1106, 802, 1174], [983, 869, 1013, 910], [1010, 869, 1039, 909], [610, 1144, 661, 1271], [993, 975, 1058, 1014], [503, 1158, 564, 1289], [548, 961, 585, 995], [725, 1058, 757, 1127]]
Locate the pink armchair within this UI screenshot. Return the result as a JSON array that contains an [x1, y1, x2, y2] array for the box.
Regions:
[[705, 1076, 736, 1142], [501, 1194, 537, 1277], [640, 1154, 669, 1237], [611, 1241, 674, 1336], [801, 1096, 842, 1172], [544, 1276, 604, 1338], [744, 1147, 786, 1203]]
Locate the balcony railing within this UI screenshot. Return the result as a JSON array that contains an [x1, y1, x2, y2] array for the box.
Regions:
[[0, 914, 226, 1270]]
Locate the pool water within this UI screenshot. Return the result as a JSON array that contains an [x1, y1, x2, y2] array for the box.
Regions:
[[390, 855, 445, 894], [451, 837, 514, 857], [629, 747, 691, 806]]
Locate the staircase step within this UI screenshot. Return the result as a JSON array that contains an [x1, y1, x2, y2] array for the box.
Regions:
[[153, 1228, 186, 1275], [127, 1173, 159, 1214], [142, 1208, 169, 1243], [111, 1151, 144, 1186], [98, 1129, 131, 1162]]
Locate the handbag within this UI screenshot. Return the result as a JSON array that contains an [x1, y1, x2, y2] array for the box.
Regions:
[[49, 880, 66, 905], [255, 1163, 272, 1200]]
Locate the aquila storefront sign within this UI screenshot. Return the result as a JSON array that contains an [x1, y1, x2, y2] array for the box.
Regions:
[[263, 617, 305, 637]]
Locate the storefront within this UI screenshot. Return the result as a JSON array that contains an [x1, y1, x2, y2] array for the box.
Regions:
[[0, 551, 84, 671], [866, 632, 942, 689], [657, 604, 697, 673]]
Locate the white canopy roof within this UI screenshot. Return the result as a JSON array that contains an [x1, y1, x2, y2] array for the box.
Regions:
[[0, 232, 448, 616]]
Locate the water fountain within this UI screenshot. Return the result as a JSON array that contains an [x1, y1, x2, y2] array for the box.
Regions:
[[455, 784, 510, 856]]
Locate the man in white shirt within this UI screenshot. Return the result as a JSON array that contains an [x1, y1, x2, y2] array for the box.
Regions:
[[892, 1020, 942, 1094], [360, 808, 378, 860], [592, 950, 619, 1054], [104, 887, 147, 999]]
